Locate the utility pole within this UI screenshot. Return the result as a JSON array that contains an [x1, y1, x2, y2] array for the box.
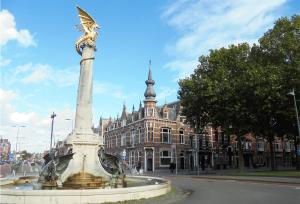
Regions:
[[288, 89, 300, 170]]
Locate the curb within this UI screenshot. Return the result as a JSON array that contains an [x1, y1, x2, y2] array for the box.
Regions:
[[166, 175, 300, 186]]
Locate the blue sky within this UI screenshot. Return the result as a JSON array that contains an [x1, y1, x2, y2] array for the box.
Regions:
[[1, 0, 299, 153]]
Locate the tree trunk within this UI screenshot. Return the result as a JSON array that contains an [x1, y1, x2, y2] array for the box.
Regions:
[[268, 139, 276, 171], [237, 136, 244, 172]]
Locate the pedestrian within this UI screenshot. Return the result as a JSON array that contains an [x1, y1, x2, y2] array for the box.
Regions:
[[136, 161, 141, 174], [169, 162, 175, 173], [201, 156, 205, 171]]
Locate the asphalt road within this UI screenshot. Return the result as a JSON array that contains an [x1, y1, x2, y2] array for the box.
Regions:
[[168, 176, 300, 204]]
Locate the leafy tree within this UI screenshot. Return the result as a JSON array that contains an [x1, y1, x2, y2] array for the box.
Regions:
[[252, 15, 300, 170], [179, 43, 256, 171]]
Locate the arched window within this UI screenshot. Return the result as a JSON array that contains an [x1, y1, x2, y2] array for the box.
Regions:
[[161, 127, 171, 143]]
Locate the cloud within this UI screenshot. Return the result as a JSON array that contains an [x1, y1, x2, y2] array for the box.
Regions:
[[0, 88, 75, 152], [11, 63, 79, 87], [94, 81, 138, 100], [156, 86, 177, 102], [0, 57, 11, 67], [162, 0, 287, 79], [22, 64, 51, 83], [0, 9, 36, 47]]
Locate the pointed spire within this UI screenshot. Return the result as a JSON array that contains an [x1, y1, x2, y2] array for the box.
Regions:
[[139, 100, 142, 109], [132, 104, 135, 113], [148, 60, 153, 80], [123, 101, 127, 112], [121, 101, 127, 119], [144, 60, 156, 101]]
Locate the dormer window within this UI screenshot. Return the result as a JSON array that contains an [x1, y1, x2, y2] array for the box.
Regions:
[[163, 111, 168, 119], [146, 108, 154, 117], [121, 119, 126, 127]]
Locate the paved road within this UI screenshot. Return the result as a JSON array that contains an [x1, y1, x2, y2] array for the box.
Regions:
[[167, 176, 300, 204]]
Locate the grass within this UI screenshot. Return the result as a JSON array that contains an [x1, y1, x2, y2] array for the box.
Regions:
[[225, 170, 300, 178]]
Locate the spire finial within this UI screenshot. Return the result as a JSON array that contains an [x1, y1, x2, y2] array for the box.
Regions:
[[144, 60, 156, 101]]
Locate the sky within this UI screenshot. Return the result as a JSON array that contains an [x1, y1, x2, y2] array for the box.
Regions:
[[0, 0, 299, 153]]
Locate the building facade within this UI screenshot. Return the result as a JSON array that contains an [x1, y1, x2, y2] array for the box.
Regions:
[[101, 64, 297, 172], [0, 138, 11, 162], [101, 65, 197, 172]]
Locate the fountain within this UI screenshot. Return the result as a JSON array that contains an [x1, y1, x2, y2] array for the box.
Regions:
[[0, 6, 170, 204]]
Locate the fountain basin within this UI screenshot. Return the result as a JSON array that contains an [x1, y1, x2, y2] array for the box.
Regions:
[[0, 176, 171, 204]]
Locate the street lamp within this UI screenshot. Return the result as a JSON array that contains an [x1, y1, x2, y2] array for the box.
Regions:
[[50, 112, 57, 152], [11, 125, 26, 152], [287, 88, 300, 170]]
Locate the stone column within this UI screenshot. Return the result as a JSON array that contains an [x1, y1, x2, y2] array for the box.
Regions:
[[74, 42, 95, 136]]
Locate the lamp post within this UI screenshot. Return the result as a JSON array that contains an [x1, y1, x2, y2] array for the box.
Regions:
[[287, 88, 300, 170], [11, 125, 26, 152], [50, 112, 57, 153]]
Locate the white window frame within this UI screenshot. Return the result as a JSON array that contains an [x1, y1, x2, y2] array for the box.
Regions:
[[137, 127, 141, 143], [121, 133, 126, 146], [131, 129, 135, 146], [161, 127, 171, 143], [160, 149, 172, 167]]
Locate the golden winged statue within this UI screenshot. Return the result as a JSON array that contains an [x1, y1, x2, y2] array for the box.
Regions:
[[75, 6, 100, 55]]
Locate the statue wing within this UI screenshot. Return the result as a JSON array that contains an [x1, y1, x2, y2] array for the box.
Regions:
[[76, 6, 98, 33]]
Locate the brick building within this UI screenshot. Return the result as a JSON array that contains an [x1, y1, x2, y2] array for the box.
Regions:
[[101, 64, 197, 172]]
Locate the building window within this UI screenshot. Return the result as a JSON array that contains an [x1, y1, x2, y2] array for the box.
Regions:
[[146, 123, 154, 142], [275, 142, 282, 151], [256, 141, 264, 151], [137, 127, 141, 144], [161, 128, 171, 143], [179, 116, 186, 123], [129, 150, 135, 168], [147, 127, 154, 142], [244, 141, 252, 150], [179, 129, 184, 144], [147, 108, 154, 117], [115, 135, 118, 147], [160, 150, 171, 166], [131, 129, 135, 146], [163, 111, 168, 119], [138, 151, 142, 162], [121, 133, 126, 146], [121, 119, 126, 127]]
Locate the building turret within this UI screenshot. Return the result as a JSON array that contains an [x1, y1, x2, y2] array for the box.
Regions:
[[144, 60, 156, 102], [144, 60, 157, 118]]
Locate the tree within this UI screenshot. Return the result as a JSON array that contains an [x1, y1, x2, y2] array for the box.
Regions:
[[20, 150, 32, 161], [179, 43, 257, 172], [252, 15, 300, 170]]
